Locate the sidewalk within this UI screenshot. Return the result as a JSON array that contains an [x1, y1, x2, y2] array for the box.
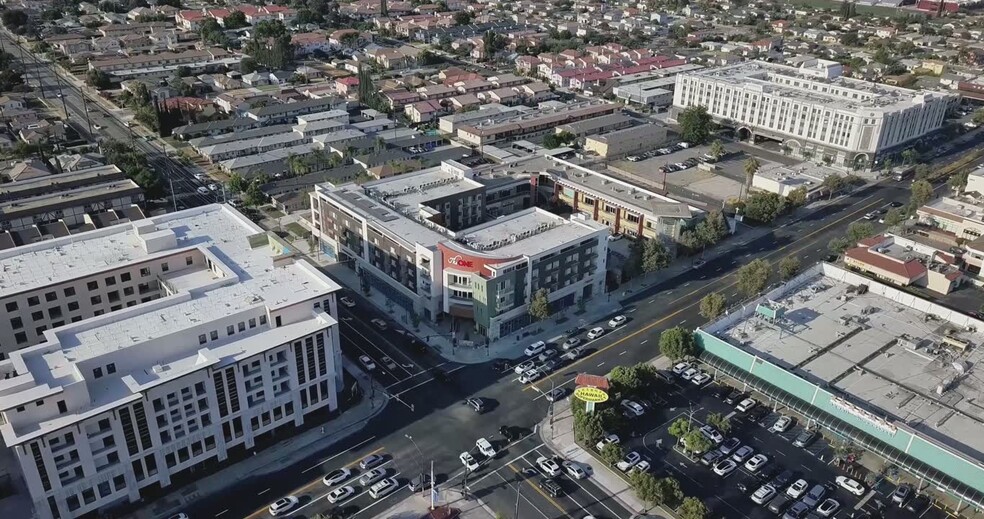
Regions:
[[129, 360, 389, 519], [373, 487, 495, 519], [540, 400, 671, 519]]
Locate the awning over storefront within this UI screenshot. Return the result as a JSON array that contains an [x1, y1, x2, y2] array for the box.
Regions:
[[448, 304, 474, 319]]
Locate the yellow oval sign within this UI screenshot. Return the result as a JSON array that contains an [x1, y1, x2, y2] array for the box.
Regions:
[[573, 386, 609, 403]]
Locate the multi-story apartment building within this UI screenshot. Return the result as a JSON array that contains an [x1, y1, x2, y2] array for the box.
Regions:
[[310, 157, 606, 339], [916, 166, 984, 279], [0, 205, 342, 519], [454, 101, 619, 147], [672, 59, 956, 168]]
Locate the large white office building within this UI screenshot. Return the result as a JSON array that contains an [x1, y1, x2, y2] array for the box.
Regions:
[[672, 59, 957, 167], [0, 205, 342, 519]]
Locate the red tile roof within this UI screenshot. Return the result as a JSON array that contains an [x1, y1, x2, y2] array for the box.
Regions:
[[844, 246, 927, 282]]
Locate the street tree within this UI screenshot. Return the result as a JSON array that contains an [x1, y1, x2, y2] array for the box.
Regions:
[[599, 442, 624, 466], [696, 210, 728, 245], [699, 292, 727, 320], [223, 10, 248, 29], [609, 365, 645, 396], [743, 192, 786, 224], [678, 105, 712, 144], [668, 417, 692, 440], [705, 412, 732, 434], [778, 255, 801, 281], [828, 236, 852, 255], [709, 139, 725, 160], [528, 288, 551, 322], [228, 173, 246, 194], [679, 496, 710, 519], [682, 429, 712, 455], [656, 478, 685, 508], [659, 327, 696, 361], [883, 207, 905, 227], [846, 221, 875, 243], [737, 259, 770, 298], [573, 406, 605, 444], [901, 148, 920, 165], [743, 157, 760, 189], [909, 180, 933, 212], [948, 170, 970, 194], [642, 239, 671, 273], [786, 187, 808, 207], [822, 174, 845, 199], [629, 471, 663, 506]]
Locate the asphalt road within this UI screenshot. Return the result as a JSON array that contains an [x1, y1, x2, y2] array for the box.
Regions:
[[0, 31, 218, 210]]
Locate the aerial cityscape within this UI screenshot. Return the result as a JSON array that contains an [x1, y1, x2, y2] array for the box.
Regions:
[[0, 0, 984, 518]]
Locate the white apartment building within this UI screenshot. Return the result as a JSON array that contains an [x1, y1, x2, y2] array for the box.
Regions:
[[0, 205, 342, 519], [672, 60, 956, 168]]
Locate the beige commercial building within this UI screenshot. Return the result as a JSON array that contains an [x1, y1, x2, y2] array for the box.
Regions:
[[583, 124, 668, 158]]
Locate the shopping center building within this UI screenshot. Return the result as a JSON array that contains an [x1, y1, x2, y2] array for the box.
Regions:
[[697, 262, 984, 512]]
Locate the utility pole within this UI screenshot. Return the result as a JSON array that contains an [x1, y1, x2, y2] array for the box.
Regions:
[[430, 459, 435, 510], [405, 434, 425, 494]]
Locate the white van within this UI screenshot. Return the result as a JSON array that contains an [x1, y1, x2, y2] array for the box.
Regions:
[[369, 477, 399, 499], [476, 438, 496, 458]]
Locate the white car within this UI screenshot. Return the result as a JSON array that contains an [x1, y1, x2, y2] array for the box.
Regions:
[[514, 359, 536, 374], [586, 327, 605, 340], [369, 478, 399, 499], [269, 496, 299, 515], [751, 484, 777, 505], [769, 415, 793, 433], [835, 476, 865, 496], [731, 445, 755, 463], [536, 456, 561, 476], [359, 355, 376, 371], [519, 368, 541, 384], [786, 479, 809, 499], [370, 318, 388, 330], [817, 498, 841, 517], [359, 468, 387, 486], [630, 460, 651, 474], [524, 341, 547, 357], [595, 434, 619, 451], [691, 371, 712, 385], [208, 183, 219, 191], [699, 425, 724, 444], [620, 400, 645, 417], [326, 485, 355, 504], [562, 337, 582, 350], [340, 296, 356, 308], [680, 367, 699, 381], [672, 362, 691, 375], [744, 454, 769, 472], [196, 186, 210, 195], [194, 173, 207, 182], [322, 468, 353, 487], [563, 460, 587, 480], [460, 452, 480, 471], [735, 398, 757, 412], [615, 451, 641, 471], [713, 458, 738, 476], [608, 315, 627, 328]]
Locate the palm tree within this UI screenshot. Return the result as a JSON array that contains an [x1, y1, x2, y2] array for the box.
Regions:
[[709, 139, 725, 160], [743, 157, 760, 189]]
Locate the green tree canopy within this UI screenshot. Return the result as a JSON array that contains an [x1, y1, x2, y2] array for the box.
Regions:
[[223, 10, 248, 29], [846, 221, 875, 243], [659, 327, 696, 361], [743, 192, 787, 224], [699, 292, 726, 321], [910, 179, 934, 209], [528, 288, 551, 322], [705, 412, 731, 434], [599, 442, 624, 466], [668, 417, 691, 439], [737, 258, 770, 297], [778, 255, 801, 281], [679, 496, 710, 519], [642, 238, 671, 273], [678, 105, 712, 145]]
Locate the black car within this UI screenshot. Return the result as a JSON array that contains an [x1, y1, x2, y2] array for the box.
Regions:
[[771, 469, 794, 489], [746, 406, 770, 424], [538, 477, 563, 497], [736, 478, 757, 494], [905, 494, 930, 513], [724, 390, 744, 405], [491, 359, 513, 372], [757, 466, 780, 482]]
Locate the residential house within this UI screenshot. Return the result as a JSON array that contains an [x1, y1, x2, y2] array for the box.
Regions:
[[405, 99, 447, 124]]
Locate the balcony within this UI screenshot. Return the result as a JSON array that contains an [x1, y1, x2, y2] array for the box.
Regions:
[[54, 454, 81, 471]]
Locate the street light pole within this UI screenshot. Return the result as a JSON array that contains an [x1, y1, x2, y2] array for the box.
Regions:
[[404, 433, 425, 494]]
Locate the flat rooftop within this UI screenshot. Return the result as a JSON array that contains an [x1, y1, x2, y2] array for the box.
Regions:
[[686, 61, 952, 112], [0, 180, 142, 219], [707, 264, 984, 459], [454, 207, 602, 257], [363, 165, 484, 211]]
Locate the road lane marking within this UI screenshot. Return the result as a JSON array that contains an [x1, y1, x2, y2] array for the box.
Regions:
[[524, 196, 884, 392], [257, 488, 270, 495], [495, 471, 551, 519], [507, 463, 569, 516], [466, 442, 548, 487], [392, 364, 468, 398], [641, 340, 648, 344], [340, 320, 417, 378], [215, 510, 228, 517], [301, 442, 382, 474]]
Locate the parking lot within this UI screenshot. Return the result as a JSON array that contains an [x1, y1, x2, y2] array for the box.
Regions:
[[603, 367, 948, 519]]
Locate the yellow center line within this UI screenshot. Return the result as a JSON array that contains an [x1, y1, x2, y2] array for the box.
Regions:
[[524, 196, 884, 391], [244, 446, 387, 519], [507, 462, 569, 515]]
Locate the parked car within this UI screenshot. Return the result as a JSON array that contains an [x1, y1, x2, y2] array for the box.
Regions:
[[751, 484, 777, 505], [905, 494, 930, 513], [562, 337, 582, 350], [514, 360, 536, 374], [563, 460, 588, 480], [621, 399, 645, 417], [537, 348, 558, 362], [608, 315, 627, 328], [460, 452, 480, 471], [616, 451, 642, 471], [381, 356, 397, 370], [816, 498, 840, 517], [724, 390, 744, 405], [771, 470, 794, 489], [369, 478, 399, 499], [408, 473, 432, 492], [732, 446, 755, 463], [196, 186, 210, 195], [783, 501, 810, 519], [595, 434, 619, 451], [339, 296, 356, 308], [681, 367, 699, 380], [545, 387, 568, 402], [699, 424, 724, 444], [792, 429, 817, 448], [835, 476, 865, 496], [891, 484, 912, 505], [770, 415, 793, 433], [744, 454, 769, 472], [630, 460, 651, 474], [713, 459, 738, 476], [524, 341, 547, 357], [561, 347, 585, 361], [672, 362, 692, 375], [801, 484, 827, 508], [768, 494, 793, 515], [701, 449, 725, 466], [359, 454, 385, 470], [359, 468, 387, 486], [786, 479, 808, 499], [359, 355, 376, 371], [586, 327, 606, 340], [719, 437, 741, 456], [735, 398, 757, 412], [691, 371, 712, 385]]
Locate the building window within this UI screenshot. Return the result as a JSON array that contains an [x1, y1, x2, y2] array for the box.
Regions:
[[140, 267, 151, 277], [161, 262, 169, 272], [121, 273, 131, 282], [31, 311, 43, 321], [45, 292, 57, 302], [5, 301, 16, 312], [198, 334, 207, 345], [210, 330, 218, 341], [68, 301, 79, 311], [35, 326, 47, 336], [94, 367, 103, 379], [238, 322, 246, 332], [249, 318, 256, 328], [57, 401, 66, 413], [123, 286, 134, 296], [107, 363, 116, 374], [87, 281, 98, 291], [259, 314, 267, 325], [15, 332, 27, 344], [10, 316, 22, 329], [186, 256, 193, 265], [27, 296, 39, 306], [105, 276, 116, 286], [64, 287, 75, 297], [91, 295, 102, 305]]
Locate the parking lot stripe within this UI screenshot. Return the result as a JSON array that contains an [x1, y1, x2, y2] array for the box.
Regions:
[[507, 462, 569, 515], [523, 196, 885, 392]]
